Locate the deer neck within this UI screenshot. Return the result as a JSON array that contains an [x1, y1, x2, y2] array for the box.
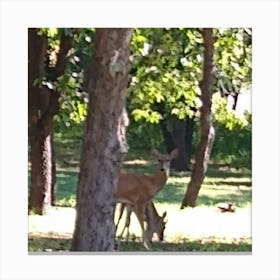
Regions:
[[150, 170, 168, 195]]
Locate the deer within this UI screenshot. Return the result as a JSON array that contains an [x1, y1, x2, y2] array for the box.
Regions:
[[115, 201, 167, 243], [115, 148, 178, 249]]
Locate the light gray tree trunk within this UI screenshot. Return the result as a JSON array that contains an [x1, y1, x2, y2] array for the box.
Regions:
[[72, 28, 132, 251]]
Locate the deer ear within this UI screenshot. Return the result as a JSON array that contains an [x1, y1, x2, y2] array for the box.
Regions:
[[151, 149, 160, 157], [162, 211, 167, 219], [170, 149, 178, 159]]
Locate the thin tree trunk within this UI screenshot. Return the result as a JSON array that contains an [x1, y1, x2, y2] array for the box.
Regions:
[[181, 28, 215, 208], [51, 132, 56, 206], [72, 28, 132, 251]]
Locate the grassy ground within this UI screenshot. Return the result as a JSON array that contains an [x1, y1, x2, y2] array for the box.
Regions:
[[28, 131, 252, 252]]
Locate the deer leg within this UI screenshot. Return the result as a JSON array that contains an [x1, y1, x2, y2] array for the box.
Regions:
[[145, 203, 154, 243], [116, 203, 126, 237], [135, 204, 150, 249], [118, 204, 133, 241], [124, 205, 133, 241]]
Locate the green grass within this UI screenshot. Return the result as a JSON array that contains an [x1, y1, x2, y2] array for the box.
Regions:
[[28, 236, 252, 253], [28, 130, 252, 252], [52, 163, 251, 208]]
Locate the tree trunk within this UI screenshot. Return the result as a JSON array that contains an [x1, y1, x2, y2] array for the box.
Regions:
[[28, 29, 52, 215], [29, 131, 52, 215], [185, 116, 195, 170], [159, 119, 175, 154], [161, 116, 194, 172], [28, 28, 74, 214], [71, 28, 132, 251], [51, 132, 56, 206], [171, 117, 188, 171], [181, 28, 215, 208]]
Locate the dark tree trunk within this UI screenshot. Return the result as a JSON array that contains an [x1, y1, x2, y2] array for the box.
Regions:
[[184, 116, 195, 170], [29, 131, 52, 215], [28, 28, 74, 214], [232, 92, 239, 110], [71, 28, 132, 251], [51, 132, 56, 206], [171, 117, 188, 171], [28, 29, 51, 215], [181, 28, 215, 208], [159, 119, 175, 154], [160, 116, 193, 172]]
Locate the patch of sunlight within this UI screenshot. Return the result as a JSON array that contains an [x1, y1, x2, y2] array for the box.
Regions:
[[123, 159, 150, 166], [163, 205, 251, 242], [29, 207, 76, 237], [29, 203, 251, 245], [168, 176, 189, 185], [56, 196, 76, 207]]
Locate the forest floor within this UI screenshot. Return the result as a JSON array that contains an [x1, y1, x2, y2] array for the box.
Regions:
[[29, 144, 252, 252], [28, 203, 251, 252]]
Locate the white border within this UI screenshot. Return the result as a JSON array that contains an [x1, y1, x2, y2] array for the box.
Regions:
[[1, 0, 279, 279]]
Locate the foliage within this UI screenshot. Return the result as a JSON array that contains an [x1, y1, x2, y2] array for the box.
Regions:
[[40, 28, 251, 162], [212, 92, 250, 130], [129, 28, 203, 124], [32, 27, 252, 193], [126, 28, 252, 161], [189, 108, 251, 169], [129, 28, 251, 122], [214, 28, 252, 92], [126, 118, 164, 152], [39, 28, 95, 129], [211, 120, 252, 169]]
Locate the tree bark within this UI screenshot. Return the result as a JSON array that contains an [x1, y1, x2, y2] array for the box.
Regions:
[[160, 116, 193, 172], [159, 119, 175, 154], [71, 28, 132, 251], [28, 28, 74, 214], [181, 28, 215, 208], [28, 29, 51, 215], [184, 116, 195, 170], [171, 117, 188, 171], [51, 132, 56, 206], [29, 131, 52, 215]]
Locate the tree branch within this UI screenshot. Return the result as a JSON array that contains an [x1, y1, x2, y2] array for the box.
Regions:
[[48, 29, 76, 81]]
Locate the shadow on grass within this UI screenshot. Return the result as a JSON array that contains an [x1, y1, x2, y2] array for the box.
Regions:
[[28, 236, 252, 253], [118, 239, 252, 252], [28, 236, 72, 252], [197, 192, 252, 207], [55, 172, 78, 206], [211, 180, 252, 187], [206, 168, 251, 179]]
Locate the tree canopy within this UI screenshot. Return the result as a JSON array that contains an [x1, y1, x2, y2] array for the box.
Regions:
[[42, 28, 251, 136]]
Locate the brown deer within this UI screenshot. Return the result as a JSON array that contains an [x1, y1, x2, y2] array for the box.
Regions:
[[116, 149, 178, 248], [115, 201, 167, 242]]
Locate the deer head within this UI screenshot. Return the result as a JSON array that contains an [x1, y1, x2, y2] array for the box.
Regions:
[[151, 149, 178, 176]]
